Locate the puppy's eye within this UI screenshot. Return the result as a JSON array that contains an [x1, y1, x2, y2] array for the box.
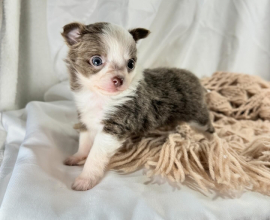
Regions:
[[127, 59, 135, 70], [90, 56, 103, 67]]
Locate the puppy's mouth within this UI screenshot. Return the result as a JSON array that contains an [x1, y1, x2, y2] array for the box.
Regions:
[[95, 86, 126, 96]]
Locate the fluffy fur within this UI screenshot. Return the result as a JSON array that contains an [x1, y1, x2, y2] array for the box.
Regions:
[[62, 22, 214, 191]]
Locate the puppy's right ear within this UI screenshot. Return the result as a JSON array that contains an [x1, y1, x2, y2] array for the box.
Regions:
[[61, 22, 85, 46]]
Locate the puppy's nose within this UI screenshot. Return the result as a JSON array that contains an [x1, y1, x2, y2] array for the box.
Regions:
[[112, 76, 124, 87]]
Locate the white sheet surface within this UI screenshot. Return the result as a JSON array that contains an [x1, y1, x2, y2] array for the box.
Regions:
[[1, 82, 270, 220]]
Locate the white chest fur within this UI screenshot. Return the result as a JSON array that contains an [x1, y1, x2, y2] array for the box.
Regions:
[[73, 88, 137, 134], [73, 89, 109, 132]]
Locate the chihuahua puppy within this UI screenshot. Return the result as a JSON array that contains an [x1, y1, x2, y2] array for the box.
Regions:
[[62, 22, 214, 191]]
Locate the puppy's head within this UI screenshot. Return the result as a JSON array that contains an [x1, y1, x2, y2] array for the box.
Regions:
[[62, 22, 150, 95]]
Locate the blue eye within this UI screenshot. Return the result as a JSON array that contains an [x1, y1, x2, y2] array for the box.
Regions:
[[91, 56, 103, 66], [127, 59, 135, 70]]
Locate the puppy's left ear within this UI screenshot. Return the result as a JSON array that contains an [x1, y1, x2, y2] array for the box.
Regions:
[[129, 28, 150, 42]]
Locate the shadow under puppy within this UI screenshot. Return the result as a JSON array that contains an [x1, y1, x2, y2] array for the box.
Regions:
[[62, 22, 215, 191]]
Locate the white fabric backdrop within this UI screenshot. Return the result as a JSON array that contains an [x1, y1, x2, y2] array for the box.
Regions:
[[0, 0, 21, 111], [0, 0, 59, 112], [48, 0, 270, 81]]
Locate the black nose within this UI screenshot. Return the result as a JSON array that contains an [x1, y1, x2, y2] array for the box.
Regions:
[[112, 76, 124, 87]]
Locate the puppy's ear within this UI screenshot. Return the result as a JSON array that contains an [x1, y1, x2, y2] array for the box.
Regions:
[[129, 28, 150, 42], [61, 22, 85, 46]]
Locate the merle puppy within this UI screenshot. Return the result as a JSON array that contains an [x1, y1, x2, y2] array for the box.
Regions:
[[62, 22, 214, 191]]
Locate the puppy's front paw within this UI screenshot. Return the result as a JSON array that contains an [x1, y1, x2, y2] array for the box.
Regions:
[[64, 155, 86, 166], [72, 175, 99, 191]]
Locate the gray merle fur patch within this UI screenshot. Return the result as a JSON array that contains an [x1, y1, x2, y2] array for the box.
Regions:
[[102, 67, 214, 140]]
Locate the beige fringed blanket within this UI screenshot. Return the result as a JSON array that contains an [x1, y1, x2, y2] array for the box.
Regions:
[[109, 72, 270, 195]]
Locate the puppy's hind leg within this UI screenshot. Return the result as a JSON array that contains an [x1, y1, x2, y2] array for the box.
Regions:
[[64, 131, 94, 166], [189, 120, 215, 140], [189, 107, 215, 140]]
